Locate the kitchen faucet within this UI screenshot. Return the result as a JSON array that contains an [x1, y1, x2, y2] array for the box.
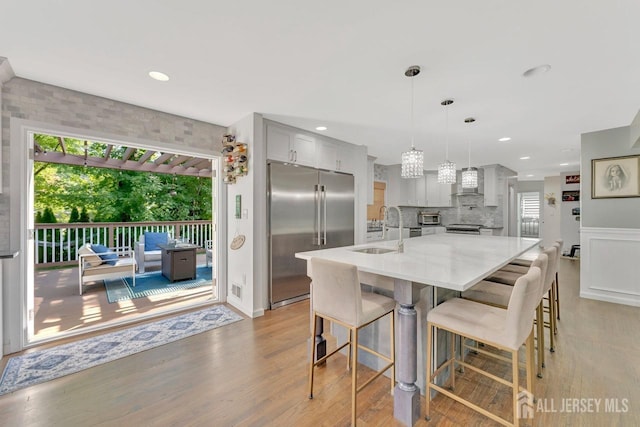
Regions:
[[387, 206, 404, 253], [379, 205, 387, 239]]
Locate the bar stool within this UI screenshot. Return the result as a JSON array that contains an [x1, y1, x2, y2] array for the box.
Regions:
[[485, 246, 558, 354], [308, 258, 396, 426], [425, 267, 542, 427], [462, 253, 548, 378], [509, 239, 563, 323]]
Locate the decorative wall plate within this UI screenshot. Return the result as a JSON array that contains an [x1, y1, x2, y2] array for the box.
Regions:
[[230, 234, 246, 250]]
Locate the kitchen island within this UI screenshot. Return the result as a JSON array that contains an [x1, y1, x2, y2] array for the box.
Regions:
[[296, 233, 539, 426]]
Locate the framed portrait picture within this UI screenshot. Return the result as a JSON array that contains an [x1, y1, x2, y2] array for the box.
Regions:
[[591, 155, 640, 199]]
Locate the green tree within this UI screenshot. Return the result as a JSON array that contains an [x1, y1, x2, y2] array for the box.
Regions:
[[69, 207, 80, 223], [79, 207, 90, 222], [33, 133, 212, 223]]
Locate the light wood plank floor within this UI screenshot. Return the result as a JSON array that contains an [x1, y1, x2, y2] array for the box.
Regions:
[[1, 258, 638, 426]]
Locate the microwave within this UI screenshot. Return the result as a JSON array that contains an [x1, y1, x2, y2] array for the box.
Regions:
[[418, 211, 441, 225]]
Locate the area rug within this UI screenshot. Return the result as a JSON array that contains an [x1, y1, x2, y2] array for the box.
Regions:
[[0, 305, 242, 396], [104, 266, 212, 303]]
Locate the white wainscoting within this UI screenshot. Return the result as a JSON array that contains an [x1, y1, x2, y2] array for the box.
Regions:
[[580, 227, 640, 307]]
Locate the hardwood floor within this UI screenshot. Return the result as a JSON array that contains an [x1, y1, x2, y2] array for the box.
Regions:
[[1, 258, 638, 426]]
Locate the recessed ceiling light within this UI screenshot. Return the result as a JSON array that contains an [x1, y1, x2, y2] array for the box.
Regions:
[[523, 64, 551, 78], [315, 126, 327, 131], [560, 163, 569, 166], [526, 174, 534, 177], [560, 148, 573, 153], [148, 71, 170, 82], [520, 156, 530, 160], [498, 137, 511, 142]]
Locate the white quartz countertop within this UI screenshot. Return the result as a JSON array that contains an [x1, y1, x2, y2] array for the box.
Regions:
[[296, 234, 540, 292]]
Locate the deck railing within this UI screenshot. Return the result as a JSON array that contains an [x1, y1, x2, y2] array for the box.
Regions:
[[34, 220, 213, 268]]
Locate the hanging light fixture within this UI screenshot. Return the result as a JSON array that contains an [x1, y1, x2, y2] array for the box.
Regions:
[[461, 117, 478, 188], [401, 65, 424, 179], [437, 99, 456, 184]]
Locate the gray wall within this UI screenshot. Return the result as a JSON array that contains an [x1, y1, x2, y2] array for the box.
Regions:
[[581, 125, 640, 228], [1, 77, 227, 251]]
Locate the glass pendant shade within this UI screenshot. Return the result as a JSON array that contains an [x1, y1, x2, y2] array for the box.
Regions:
[[438, 160, 456, 184], [461, 167, 478, 188], [401, 148, 424, 178]]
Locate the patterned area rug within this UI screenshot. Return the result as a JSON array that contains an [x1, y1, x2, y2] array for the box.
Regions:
[[0, 305, 243, 396], [104, 266, 212, 303]]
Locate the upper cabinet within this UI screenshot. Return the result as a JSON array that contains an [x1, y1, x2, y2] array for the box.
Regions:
[[386, 165, 423, 206], [265, 121, 361, 174], [367, 156, 376, 204], [425, 172, 453, 207], [317, 139, 354, 173], [483, 165, 498, 206], [266, 124, 316, 167]]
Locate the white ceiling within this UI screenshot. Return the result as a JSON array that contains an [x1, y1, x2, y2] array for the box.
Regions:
[[2, 1, 639, 179]]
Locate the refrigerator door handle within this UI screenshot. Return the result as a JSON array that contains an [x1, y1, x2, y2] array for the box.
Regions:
[[314, 184, 320, 245], [321, 185, 327, 245]]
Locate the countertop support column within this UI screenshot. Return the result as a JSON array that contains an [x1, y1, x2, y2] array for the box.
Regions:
[[393, 279, 424, 426]]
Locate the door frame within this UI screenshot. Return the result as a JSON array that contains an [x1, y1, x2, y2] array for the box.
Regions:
[[6, 118, 226, 353]]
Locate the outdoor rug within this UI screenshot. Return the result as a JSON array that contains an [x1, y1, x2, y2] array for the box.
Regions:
[[0, 305, 243, 396], [104, 266, 212, 303]]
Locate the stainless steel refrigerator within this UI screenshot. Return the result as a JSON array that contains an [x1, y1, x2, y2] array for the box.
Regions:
[[268, 162, 355, 308]]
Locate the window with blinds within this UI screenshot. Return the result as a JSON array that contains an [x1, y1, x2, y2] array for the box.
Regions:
[[520, 192, 540, 237]]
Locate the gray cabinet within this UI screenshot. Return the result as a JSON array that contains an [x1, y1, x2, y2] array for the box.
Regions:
[[266, 123, 316, 166], [483, 165, 498, 206], [426, 172, 452, 207]]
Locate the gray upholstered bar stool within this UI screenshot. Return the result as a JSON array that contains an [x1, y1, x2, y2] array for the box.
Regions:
[[485, 246, 558, 354], [308, 258, 396, 426], [499, 242, 562, 334], [510, 239, 563, 322], [462, 253, 548, 378], [425, 267, 542, 427]]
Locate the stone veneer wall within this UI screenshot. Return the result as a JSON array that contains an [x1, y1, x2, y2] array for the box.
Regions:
[[0, 77, 227, 250]]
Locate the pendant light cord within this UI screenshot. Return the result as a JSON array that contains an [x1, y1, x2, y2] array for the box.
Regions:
[[445, 102, 449, 160], [410, 76, 415, 149]]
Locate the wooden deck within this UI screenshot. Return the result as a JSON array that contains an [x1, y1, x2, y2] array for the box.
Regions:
[[34, 253, 216, 341]]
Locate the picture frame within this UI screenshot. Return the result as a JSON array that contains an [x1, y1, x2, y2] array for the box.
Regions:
[[565, 174, 580, 184], [591, 155, 640, 199], [562, 190, 580, 202]]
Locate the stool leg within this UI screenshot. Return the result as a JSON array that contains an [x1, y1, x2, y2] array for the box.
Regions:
[[526, 329, 534, 397], [450, 331, 456, 391], [308, 313, 318, 399], [512, 348, 520, 427], [548, 290, 555, 353], [351, 327, 358, 427], [425, 323, 433, 421], [555, 272, 560, 321], [390, 311, 396, 395], [536, 304, 544, 377]]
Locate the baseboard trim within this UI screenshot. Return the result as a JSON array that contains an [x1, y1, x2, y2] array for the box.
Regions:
[[580, 291, 640, 307]]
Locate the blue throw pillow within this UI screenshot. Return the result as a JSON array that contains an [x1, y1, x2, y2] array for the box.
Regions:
[[91, 244, 119, 266], [144, 232, 168, 251]]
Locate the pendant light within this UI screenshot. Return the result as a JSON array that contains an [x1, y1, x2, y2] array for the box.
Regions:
[[461, 117, 478, 188], [437, 99, 456, 184], [401, 66, 424, 179]]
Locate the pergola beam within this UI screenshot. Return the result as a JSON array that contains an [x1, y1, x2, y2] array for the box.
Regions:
[[36, 152, 211, 178], [122, 147, 136, 161]]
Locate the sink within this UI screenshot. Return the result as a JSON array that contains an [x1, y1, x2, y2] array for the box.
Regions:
[[351, 247, 396, 254]]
